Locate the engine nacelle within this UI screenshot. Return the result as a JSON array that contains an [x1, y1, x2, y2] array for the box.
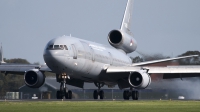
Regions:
[[24, 69, 45, 88], [108, 30, 137, 53], [128, 70, 151, 89]]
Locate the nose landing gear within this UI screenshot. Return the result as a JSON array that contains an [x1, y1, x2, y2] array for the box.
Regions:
[[56, 73, 72, 99], [93, 83, 104, 99]]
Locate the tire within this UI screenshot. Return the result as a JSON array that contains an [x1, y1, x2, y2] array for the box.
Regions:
[[126, 90, 130, 100], [99, 90, 104, 99], [68, 90, 72, 99], [65, 91, 68, 99], [123, 90, 129, 100], [132, 91, 136, 100], [123, 90, 127, 100], [93, 90, 98, 99], [132, 91, 139, 100], [135, 91, 139, 100], [56, 91, 62, 99]]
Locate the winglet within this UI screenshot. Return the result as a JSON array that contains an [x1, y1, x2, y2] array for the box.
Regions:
[[0, 43, 5, 64], [120, 0, 134, 35]]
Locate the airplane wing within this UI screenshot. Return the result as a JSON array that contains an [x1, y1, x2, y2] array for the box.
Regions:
[[132, 55, 199, 66], [0, 63, 52, 75], [107, 65, 200, 74], [106, 55, 200, 79], [0, 44, 52, 75], [106, 65, 200, 79]]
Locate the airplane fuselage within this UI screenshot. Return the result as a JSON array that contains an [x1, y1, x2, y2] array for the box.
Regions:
[[43, 36, 132, 83]]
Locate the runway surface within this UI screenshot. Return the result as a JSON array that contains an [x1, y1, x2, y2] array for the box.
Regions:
[[1, 99, 200, 102]]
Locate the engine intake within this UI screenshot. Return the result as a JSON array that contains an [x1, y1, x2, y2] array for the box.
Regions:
[[24, 69, 45, 88], [128, 71, 151, 89], [109, 30, 123, 45], [108, 29, 137, 53]]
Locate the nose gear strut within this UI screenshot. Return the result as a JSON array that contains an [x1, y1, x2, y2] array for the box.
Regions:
[[56, 73, 72, 99], [93, 82, 104, 99]]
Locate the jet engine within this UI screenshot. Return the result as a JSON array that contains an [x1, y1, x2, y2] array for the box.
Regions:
[[128, 70, 151, 89], [24, 69, 45, 88], [108, 30, 137, 53]]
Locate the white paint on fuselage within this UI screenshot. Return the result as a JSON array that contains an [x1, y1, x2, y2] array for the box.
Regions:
[[43, 36, 132, 82]]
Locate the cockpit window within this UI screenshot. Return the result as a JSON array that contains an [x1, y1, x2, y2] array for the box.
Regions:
[[54, 45, 60, 49], [49, 45, 53, 49], [60, 45, 64, 50], [47, 45, 68, 50], [64, 45, 68, 50]]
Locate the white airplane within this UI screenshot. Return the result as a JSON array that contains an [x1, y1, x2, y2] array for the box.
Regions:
[[0, 0, 200, 100]]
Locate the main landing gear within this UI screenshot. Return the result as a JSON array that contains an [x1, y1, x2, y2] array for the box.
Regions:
[[123, 88, 139, 100], [56, 73, 72, 99], [93, 83, 104, 99]]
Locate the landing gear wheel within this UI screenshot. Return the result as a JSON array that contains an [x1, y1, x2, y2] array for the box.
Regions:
[[65, 91, 68, 99], [132, 91, 136, 100], [123, 90, 130, 100], [99, 90, 104, 99], [93, 90, 98, 99], [123, 90, 126, 100], [56, 91, 62, 99], [135, 91, 139, 100], [132, 91, 139, 100], [68, 90, 72, 99]]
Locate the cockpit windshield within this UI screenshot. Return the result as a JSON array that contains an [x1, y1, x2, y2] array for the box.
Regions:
[[47, 45, 68, 50]]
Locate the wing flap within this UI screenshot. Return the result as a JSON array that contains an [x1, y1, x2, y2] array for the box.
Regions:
[[163, 73, 200, 79], [146, 66, 200, 74], [107, 65, 200, 74]]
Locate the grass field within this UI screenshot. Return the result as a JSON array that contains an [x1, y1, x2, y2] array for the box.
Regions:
[[0, 100, 200, 112]]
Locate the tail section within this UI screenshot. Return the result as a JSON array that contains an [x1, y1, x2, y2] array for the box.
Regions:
[[107, 0, 137, 53], [0, 43, 5, 64], [120, 0, 134, 35]]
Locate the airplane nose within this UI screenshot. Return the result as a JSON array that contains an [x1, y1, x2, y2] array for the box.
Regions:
[[43, 50, 57, 65], [43, 50, 67, 72], [43, 50, 55, 57], [43, 50, 64, 63]]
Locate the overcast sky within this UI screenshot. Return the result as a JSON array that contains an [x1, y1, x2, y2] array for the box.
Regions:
[[0, 0, 200, 64]]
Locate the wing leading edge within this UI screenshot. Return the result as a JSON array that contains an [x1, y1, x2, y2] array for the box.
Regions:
[[0, 64, 52, 75], [132, 55, 199, 66]]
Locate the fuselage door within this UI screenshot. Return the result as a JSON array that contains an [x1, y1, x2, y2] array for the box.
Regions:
[[108, 52, 113, 65], [90, 46, 95, 62], [71, 44, 77, 59]]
